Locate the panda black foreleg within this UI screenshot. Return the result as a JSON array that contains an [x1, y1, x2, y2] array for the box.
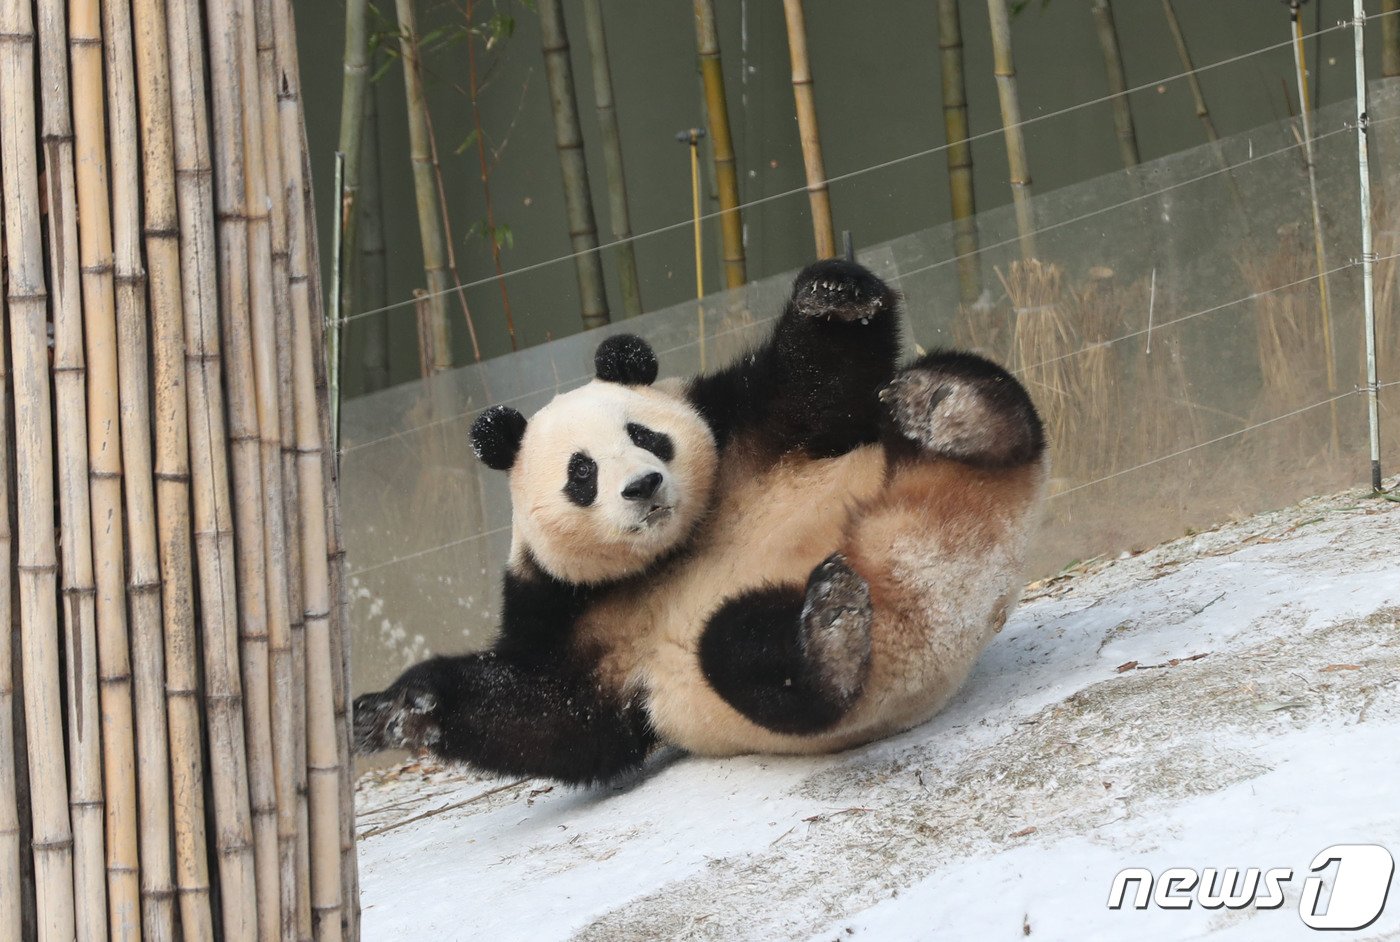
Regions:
[[352, 652, 656, 786], [698, 554, 873, 735], [688, 259, 901, 456]]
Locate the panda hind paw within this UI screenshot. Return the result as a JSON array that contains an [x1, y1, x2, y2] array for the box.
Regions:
[[799, 554, 873, 704], [352, 684, 443, 756], [791, 259, 896, 325]]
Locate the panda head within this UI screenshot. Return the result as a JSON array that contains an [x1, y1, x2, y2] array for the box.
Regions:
[[470, 335, 718, 585]]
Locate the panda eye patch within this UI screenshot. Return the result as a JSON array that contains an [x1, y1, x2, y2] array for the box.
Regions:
[[564, 452, 598, 507], [626, 423, 674, 463]]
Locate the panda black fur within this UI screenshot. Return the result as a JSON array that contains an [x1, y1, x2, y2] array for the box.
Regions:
[[354, 260, 1048, 785]]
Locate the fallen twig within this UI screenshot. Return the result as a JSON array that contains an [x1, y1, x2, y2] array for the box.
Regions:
[[358, 777, 531, 838]]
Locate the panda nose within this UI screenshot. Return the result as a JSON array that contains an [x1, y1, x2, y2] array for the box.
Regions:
[[621, 471, 663, 502]]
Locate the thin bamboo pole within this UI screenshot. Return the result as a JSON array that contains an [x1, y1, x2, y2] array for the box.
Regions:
[[337, 0, 371, 333], [1384, 0, 1399, 79], [291, 149, 349, 942], [396, 0, 454, 368], [359, 73, 390, 391], [1091, 0, 1140, 168], [781, 0, 836, 260], [67, 2, 146, 926], [462, 0, 513, 351], [247, 0, 303, 934], [581, 0, 643, 316], [539, 0, 611, 328], [272, 2, 349, 934], [693, 0, 747, 288], [420, 86, 484, 364], [165, 0, 261, 935], [205, 1, 285, 935], [100, 0, 179, 935], [0, 162, 23, 942], [1289, 1, 1339, 410], [270, 11, 317, 938], [129, 0, 218, 934], [986, 0, 1036, 260], [0, 4, 78, 934], [937, 0, 983, 304], [1160, 0, 1220, 145], [36, 0, 114, 937]]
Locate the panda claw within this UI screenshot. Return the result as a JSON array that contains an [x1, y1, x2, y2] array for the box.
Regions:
[[791, 260, 895, 325]]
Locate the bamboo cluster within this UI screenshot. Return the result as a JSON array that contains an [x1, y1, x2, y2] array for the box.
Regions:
[[0, 0, 358, 939]]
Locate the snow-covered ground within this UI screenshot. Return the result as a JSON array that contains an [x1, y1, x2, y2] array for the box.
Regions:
[[355, 484, 1400, 941]]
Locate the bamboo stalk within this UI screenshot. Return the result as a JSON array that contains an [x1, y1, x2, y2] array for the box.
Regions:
[[396, 0, 455, 368], [985, 0, 1037, 260], [937, 0, 983, 304], [419, 81, 484, 364], [280, 21, 361, 939], [99, 0, 180, 935], [291, 152, 349, 942], [692, 0, 746, 289], [0, 5, 78, 932], [337, 0, 371, 334], [1091, 0, 1140, 168], [270, 13, 318, 939], [272, 4, 349, 935], [1289, 1, 1338, 412], [165, 0, 261, 936], [581, 0, 642, 316], [539, 0, 611, 328], [246, 0, 307, 937], [781, 0, 836, 260], [1384, 0, 1399, 79], [1159, 0, 1220, 145], [36, 0, 114, 937], [0, 148, 24, 942], [129, 0, 218, 934], [359, 72, 390, 391], [464, 0, 517, 349], [249, 0, 306, 935], [205, 0, 286, 935], [67, 2, 146, 925]]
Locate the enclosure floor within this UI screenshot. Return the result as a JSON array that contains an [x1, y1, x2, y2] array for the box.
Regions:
[[354, 483, 1400, 941]]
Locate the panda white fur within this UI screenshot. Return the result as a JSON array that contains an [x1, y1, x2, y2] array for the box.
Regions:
[[354, 260, 1048, 784]]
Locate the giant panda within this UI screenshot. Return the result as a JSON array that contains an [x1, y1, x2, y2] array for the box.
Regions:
[[354, 259, 1047, 785]]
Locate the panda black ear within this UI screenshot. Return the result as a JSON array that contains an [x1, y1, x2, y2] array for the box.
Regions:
[[470, 405, 528, 471], [594, 334, 658, 386]]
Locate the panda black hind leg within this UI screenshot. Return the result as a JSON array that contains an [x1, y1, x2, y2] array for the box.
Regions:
[[698, 554, 874, 736], [353, 652, 656, 786], [879, 348, 1045, 468]]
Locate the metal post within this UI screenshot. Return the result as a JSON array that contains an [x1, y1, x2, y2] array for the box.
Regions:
[[1353, 0, 1384, 491]]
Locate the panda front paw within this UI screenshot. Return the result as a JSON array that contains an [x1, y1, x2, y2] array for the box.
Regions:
[[800, 554, 873, 705], [790, 259, 896, 325], [352, 683, 443, 756]]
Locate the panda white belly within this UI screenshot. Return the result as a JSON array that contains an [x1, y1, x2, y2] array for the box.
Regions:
[[577, 442, 1046, 758]]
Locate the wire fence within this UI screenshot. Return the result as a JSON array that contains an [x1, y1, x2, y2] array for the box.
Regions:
[[336, 54, 1400, 697], [332, 9, 1400, 331]]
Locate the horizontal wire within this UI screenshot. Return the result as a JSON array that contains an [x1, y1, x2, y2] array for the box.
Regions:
[[350, 384, 1385, 576], [887, 120, 1370, 288], [334, 12, 1395, 328], [1049, 388, 1367, 501], [1015, 248, 1400, 378], [338, 117, 1369, 456]]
